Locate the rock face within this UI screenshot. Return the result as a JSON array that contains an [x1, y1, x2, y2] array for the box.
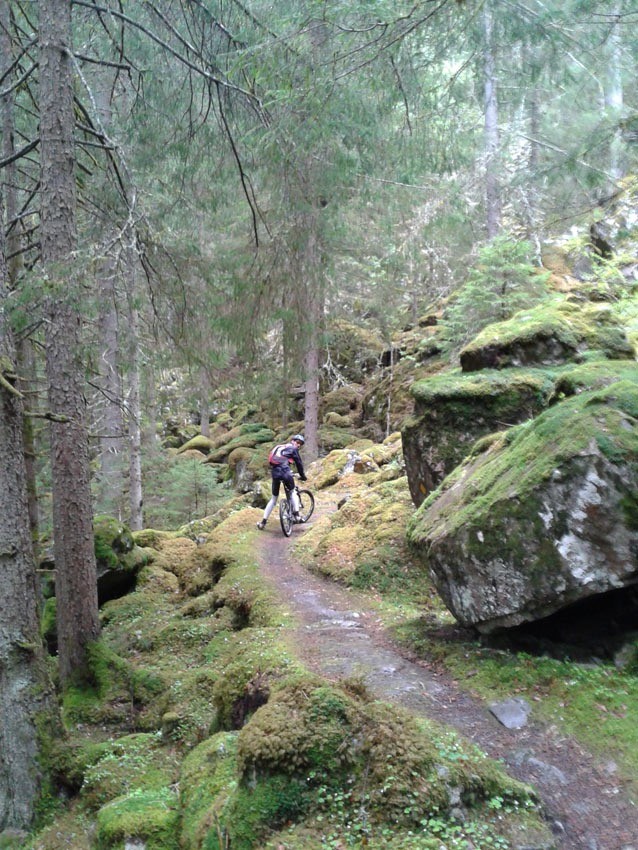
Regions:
[[402, 370, 553, 506], [459, 300, 634, 373], [407, 382, 638, 633]]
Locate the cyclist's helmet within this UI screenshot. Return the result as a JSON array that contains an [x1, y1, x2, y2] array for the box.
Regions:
[[292, 434, 305, 444]]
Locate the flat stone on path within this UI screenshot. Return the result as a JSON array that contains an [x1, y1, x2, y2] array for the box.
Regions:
[[489, 696, 532, 729]]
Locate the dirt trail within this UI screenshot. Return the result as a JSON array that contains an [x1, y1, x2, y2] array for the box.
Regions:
[[257, 502, 638, 850]]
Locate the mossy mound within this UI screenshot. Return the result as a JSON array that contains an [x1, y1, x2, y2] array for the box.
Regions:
[[72, 732, 179, 809], [310, 439, 400, 491], [201, 508, 288, 624], [150, 536, 213, 596], [131, 528, 175, 549], [182, 678, 539, 850], [318, 424, 361, 452], [209, 628, 302, 733], [61, 641, 168, 730], [460, 298, 633, 372], [325, 319, 385, 383], [93, 516, 144, 604], [205, 427, 275, 464], [177, 434, 214, 455], [320, 383, 364, 417], [95, 786, 180, 850], [175, 492, 254, 540], [94, 516, 135, 560], [403, 368, 555, 506], [299, 476, 427, 597], [179, 732, 239, 850], [408, 380, 638, 632], [553, 359, 638, 397]]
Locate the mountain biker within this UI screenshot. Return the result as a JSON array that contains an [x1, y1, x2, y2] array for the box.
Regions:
[[257, 434, 307, 530]]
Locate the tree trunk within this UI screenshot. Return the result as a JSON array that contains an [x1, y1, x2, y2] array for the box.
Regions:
[[0, 90, 55, 832], [483, 0, 501, 239], [199, 366, 210, 438], [1, 8, 40, 561], [127, 286, 144, 531], [605, 11, 624, 182], [97, 261, 125, 516], [300, 217, 322, 463], [39, 0, 99, 685]]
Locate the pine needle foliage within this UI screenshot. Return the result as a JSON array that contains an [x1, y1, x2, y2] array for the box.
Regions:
[[444, 236, 551, 351]]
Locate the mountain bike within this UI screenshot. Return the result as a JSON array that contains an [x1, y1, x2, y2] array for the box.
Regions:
[[279, 478, 315, 537]]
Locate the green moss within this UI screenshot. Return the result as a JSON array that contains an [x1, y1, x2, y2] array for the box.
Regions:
[[410, 367, 556, 411], [94, 516, 134, 567], [552, 359, 638, 397], [226, 776, 308, 850], [209, 629, 302, 732], [40, 596, 57, 650], [79, 732, 179, 809], [460, 297, 634, 369], [179, 732, 239, 850], [96, 786, 179, 850], [206, 429, 274, 463], [132, 528, 175, 549], [62, 640, 166, 727]]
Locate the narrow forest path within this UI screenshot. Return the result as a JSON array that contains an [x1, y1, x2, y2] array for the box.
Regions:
[[256, 499, 638, 850]]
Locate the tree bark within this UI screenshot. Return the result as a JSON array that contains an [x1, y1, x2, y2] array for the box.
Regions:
[[604, 10, 624, 182], [300, 215, 322, 463], [199, 366, 210, 438], [0, 42, 55, 823], [39, 0, 99, 685], [483, 0, 501, 239], [96, 260, 125, 516], [127, 280, 144, 531], [1, 7, 40, 561]]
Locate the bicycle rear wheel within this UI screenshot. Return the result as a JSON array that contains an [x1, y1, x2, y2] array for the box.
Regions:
[[297, 489, 315, 523], [279, 498, 293, 537]]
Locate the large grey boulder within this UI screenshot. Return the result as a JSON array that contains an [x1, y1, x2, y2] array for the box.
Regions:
[[407, 381, 638, 633], [402, 369, 553, 506]]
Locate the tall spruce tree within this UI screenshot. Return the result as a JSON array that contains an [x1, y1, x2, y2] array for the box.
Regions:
[[39, 0, 100, 686]]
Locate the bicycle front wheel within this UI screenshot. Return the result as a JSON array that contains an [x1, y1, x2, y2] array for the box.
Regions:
[[297, 489, 315, 523], [279, 498, 293, 537]]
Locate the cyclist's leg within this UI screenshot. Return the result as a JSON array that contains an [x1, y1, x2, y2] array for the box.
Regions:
[[259, 475, 281, 527], [282, 470, 299, 518]]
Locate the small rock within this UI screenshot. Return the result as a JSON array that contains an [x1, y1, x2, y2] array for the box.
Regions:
[[526, 756, 569, 787], [489, 697, 531, 729]]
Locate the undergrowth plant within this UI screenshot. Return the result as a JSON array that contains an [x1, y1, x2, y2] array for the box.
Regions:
[[443, 236, 550, 351]]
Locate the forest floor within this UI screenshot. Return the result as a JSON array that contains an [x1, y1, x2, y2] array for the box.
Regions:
[[256, 496, 638, 850]]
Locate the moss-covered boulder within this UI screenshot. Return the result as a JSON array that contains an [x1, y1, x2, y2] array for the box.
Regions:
[[94, 516, 146, 604], [227, 445, 269, 493], [177, 434, 214, 455], [460, 299, 634, 372], [324, 320, 385, 383], [402, 369, 555, 506], [320, 383, 364, 418], [299, 476, 419, 589], [204, 426, 275, 464], [179, 732, 239, 850], [96, 786, 180, 849], [408, 380, 638, 633], [181, 678, 538, 850]]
